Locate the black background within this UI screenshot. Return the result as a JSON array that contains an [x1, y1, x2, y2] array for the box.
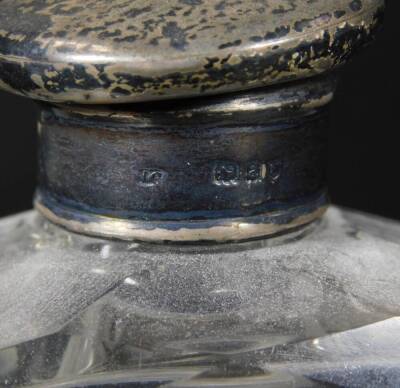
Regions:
[[0, 1, 398, 219]]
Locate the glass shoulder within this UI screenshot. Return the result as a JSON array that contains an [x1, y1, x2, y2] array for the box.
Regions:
[[1, 208, 400, 387]]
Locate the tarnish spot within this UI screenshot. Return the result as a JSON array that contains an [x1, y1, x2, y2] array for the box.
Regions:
[[0, 0, 385, 103]]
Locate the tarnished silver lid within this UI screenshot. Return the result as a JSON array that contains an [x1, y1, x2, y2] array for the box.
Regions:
[[0, 0, 384, 104]]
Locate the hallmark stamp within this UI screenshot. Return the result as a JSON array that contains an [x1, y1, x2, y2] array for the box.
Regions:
[[246, 162, 267, 183], [213, 161, 267, 186], [213, 162, 240, 186], [139, 169, 167, 187]]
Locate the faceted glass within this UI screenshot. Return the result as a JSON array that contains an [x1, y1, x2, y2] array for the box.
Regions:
[[1, 207, 400, 387]]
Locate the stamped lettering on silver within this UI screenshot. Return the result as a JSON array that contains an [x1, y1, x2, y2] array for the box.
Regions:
[[139, 169, 168, 187], [246, 162, 267, 183], [213, 161, 268, 186], [213, 162, 240, 186]]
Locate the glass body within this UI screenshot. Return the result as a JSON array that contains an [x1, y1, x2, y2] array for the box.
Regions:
[[1, 207, 400, 387]]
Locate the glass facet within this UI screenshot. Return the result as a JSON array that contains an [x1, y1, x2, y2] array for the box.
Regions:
[[1, 207, 400, 387]]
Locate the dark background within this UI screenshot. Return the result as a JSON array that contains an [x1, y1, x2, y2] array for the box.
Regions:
[[0, 1, 398, 219]]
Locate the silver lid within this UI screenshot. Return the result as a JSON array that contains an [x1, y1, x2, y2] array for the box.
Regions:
[[0, 0, 384, 104]]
